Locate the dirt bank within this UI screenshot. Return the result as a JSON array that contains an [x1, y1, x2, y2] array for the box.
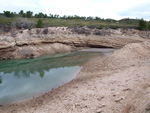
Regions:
[[0, 27, 149, 60], [0, 41, 150, 113]]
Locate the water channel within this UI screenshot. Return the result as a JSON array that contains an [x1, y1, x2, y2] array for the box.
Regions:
[[0, 49, 115, 105]]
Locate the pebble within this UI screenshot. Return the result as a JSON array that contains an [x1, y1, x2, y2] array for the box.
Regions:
[[115, 97, 124, 102], [96, 109, 103, 113], [99, 104, 106, 108], [75, 103, 80, 106], [97, 96, 104, 101], [146, 103, 150, 111]]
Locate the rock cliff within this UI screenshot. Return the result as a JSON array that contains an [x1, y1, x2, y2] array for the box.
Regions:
[[0, 27, 149, 60]]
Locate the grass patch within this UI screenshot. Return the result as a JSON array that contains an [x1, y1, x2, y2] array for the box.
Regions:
[[0, 17, 139, 29]]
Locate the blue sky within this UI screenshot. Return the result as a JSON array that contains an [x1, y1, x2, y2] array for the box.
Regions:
[[0, 0, 150, 20]]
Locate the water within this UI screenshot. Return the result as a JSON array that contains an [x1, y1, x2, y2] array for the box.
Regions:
[[0, 49, 114, 105]]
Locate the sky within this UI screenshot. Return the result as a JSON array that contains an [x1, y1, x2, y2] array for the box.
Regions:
[[0, 0, 150, 20]]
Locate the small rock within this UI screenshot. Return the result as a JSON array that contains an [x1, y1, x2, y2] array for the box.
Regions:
[[75, 103, 80, 106], [123, 88, 131, 91], [96, 109, 103, 113], [115, 97, 124, 102], [99, 104, 106, 108], [73, 86, 78, 88], [146, 103, 150, 111], [97, 96, 104, 101], [113, 94, 116, 97], [84, 105, 88, 108]]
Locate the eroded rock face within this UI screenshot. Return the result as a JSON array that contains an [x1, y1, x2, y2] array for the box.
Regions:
[[0, 27, 149, 60]]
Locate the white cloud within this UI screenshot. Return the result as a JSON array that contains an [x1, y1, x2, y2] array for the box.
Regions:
[[0, 0, 41, 13], [0, 0, 150, 20]]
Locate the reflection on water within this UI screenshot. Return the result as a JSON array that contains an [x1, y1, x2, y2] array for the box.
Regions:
[[0, 76, 2, 84], [0, 52, 103, 79], [0, 66, 81, 105], [0, 51, 105, 105]]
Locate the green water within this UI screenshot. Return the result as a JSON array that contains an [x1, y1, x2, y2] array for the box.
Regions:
[[0, 50, 113, 105]]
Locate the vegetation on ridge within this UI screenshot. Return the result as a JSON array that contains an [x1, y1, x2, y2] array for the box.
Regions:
[[0, 10, 150, 33]]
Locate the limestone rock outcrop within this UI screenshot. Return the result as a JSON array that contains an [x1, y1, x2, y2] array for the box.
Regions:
[[0, 27, 149, 60]]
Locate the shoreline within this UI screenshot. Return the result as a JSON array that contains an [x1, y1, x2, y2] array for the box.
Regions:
[[0, 48, 111, 106], [0, 41, 150, 113]]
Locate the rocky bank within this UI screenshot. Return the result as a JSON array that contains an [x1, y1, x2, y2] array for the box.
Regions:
[[0, 27, 149, 60]]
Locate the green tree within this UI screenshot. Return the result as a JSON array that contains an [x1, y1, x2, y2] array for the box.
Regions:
[[44, 14, 48, 18], [26, 11, 33, 18], [22, 13, 26, 17], [0, 76, 2, 84], [147, 24, 150, 30], [36, 19, 43, 28], [139, 19, 147, 30], [3, 11, 14, 17], [10, 12, 14, 17], [19, 10, 24, 15], [35, 12, 45, 18]]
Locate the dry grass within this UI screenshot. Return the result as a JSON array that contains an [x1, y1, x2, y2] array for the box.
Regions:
[[0, 17, 139, 29]]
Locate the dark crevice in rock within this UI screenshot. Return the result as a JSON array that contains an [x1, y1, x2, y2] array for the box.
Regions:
[[88, 45, 115, 48]]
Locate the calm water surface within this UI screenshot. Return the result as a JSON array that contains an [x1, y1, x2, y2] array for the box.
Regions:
[[0, 49, 114, 105]]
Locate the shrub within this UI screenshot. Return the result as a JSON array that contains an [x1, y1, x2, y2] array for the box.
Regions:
[[0, 29, 2, 34], [14, 18, 35, 29], [36, 19, 43, 28], [43, 28, 48, 34], [94, 30, 102, 35], [99, 25, 103, 29], [112, 25, 118, 29], [36, 29, 41, 34], [11, 30, 18, 37], [3, 25, 11, 32], [139, 19, 147, 30], [73, 28, 90, 35], [0, 76, 2, 84], [20, 30, 23, 34], [147, 24, 150, 30]]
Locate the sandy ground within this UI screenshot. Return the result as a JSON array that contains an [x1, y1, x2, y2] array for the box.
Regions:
[[0, 41, 150, 113]]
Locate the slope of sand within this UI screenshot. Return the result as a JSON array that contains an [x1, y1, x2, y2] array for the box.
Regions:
[[0, 41, 150, 113]]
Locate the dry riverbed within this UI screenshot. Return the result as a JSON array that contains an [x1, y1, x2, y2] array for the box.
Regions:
[[0, 41, 150, 113]]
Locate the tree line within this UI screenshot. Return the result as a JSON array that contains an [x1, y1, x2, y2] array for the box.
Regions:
[[2, 10, 150, 30], [3, 10, 116, 21]]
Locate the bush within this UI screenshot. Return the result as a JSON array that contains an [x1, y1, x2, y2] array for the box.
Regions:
[[139, 19, 147, 30], [3, 25, 11, 32], [0, 76, 2, 84], [99, 25, 103, 29], [0, 29, 2, 34], [14, 18, 35, 29], [94, 30, 102, 35], [36, 19, 43, 28], [112, 25, 118, 29], [43, 28, 48, 34], [36, 29, 41, 34], [20, 30, 23, 34], [11, 30, 18, 37], [147, 24, 150, 30]]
